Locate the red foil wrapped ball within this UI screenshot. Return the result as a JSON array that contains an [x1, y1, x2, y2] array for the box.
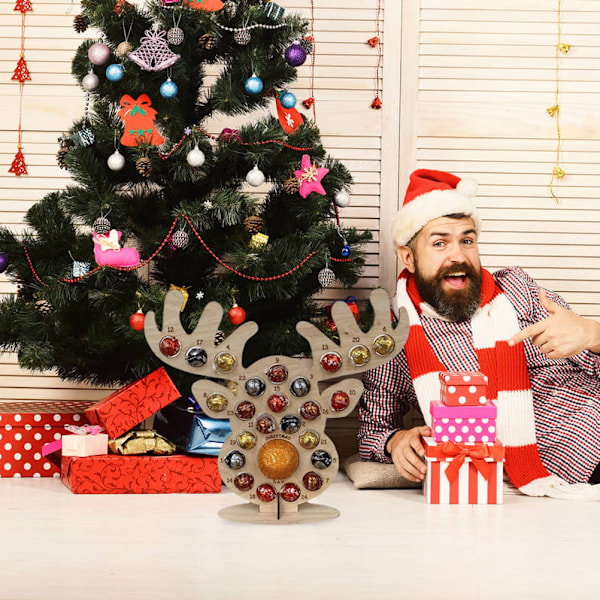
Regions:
[[159, 335, 181, 358], [256, 483, 277, 503], [280, 482, 301, 502], [330, 391, 350, 412], [228, 304, 246, 325], [267, 394, 289, 413], [320, 352, 342, 373], [129, 310, 145, 331]]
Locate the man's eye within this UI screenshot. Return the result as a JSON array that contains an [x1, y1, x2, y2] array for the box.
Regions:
[[433, 241, 445, 248], [462, 238, 474, 245]]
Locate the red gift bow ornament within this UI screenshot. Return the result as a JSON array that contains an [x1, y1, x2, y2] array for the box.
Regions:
[[219, 128, 242, 143], [440, 441, 493, 483]]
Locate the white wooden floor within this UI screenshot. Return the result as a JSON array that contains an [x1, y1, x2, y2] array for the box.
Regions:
[[0, 473, 597, 600]]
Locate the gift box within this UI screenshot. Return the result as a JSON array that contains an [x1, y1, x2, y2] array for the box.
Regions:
[[430, 400, 497, 443], [0, 400, 94, 478], [62, 433, 109, 457], [61, 454, 221, 494], [85, 367, 180, 438], [423, 437, 505, 505], [439, 371, 489, 406], [154, 401, 231, 456]]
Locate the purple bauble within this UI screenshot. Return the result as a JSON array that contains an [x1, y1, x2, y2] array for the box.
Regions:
[[0, 253, 7, 274], [284, 42, 307, 67], [88, 42, 111, 66]]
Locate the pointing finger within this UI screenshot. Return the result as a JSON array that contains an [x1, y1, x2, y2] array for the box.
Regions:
[[508, 321, 545, 346]]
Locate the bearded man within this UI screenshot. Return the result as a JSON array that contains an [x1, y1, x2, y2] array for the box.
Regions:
[[358, 169, 600, 500]]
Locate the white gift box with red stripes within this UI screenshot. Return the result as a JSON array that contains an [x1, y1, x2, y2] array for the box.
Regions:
[[423, 437, 505, 505]]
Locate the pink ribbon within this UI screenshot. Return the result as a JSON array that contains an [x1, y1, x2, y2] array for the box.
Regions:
[[65, 424, 103, 435]]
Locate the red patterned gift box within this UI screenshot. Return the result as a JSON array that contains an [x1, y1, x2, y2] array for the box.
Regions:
[[0, 400, 94, 478], [439, 371, 489, 407], [423, 437, 505, 505], [61, 454, 221, 494], [85, 367, 180, 438]]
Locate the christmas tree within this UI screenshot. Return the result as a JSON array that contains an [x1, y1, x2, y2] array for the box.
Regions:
[[0, 0, 370, 395]]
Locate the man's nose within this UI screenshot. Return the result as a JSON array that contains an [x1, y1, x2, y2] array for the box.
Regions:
[[447, 243, 467, 263]]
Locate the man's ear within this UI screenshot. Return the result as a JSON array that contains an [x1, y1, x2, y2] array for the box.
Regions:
[[396, 245, 415, 273]]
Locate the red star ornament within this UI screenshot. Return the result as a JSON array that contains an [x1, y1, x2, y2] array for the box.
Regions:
[[294, 154, 329, 199]]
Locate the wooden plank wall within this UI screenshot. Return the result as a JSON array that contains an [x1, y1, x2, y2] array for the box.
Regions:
[[0, 0, 386, 400], [397, 0, 600, 320]]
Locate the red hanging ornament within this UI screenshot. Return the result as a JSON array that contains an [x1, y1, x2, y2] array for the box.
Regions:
[[371, 97, 382, 109], [302, 97, 315, 110], [9, 149, 27, 176], [184, 0, 223, 10], [275, 96, 303, 134], [12, 56, 30, 82], [129, 309, 145, 331], [117, 94, 164, 147], [228, 302, 246, 325], [367, 36, 380, 48], [13, 0, 32, 12]]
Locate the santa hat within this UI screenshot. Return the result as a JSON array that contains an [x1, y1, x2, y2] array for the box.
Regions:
[[391, 169, 481, 247]]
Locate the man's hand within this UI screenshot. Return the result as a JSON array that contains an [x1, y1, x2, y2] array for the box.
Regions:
[[386, 425, 431, 482], [508, 288, 600, 358]]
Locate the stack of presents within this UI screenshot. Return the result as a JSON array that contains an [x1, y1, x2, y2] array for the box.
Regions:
[[0, 367, 222, 494], [423, 371, 505, 504]]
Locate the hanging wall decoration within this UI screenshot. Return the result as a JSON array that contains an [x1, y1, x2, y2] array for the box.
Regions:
[[368, 0, 383, 109], [9, 0, 33, 176], [117, 94, 164, 146]]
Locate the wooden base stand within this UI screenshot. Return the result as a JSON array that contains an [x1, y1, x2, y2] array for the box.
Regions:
[[219, 501, 340, 524]]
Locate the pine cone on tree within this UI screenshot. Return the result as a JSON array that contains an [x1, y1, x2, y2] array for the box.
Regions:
[[199, 33, 218, 50], [73, 15, 88, 33], [244, 215, 263, 234], [56, 147, 69, 169], [135, 157, 153, 178], [301, 36, 314, 55], [283, 176, 300, 195]]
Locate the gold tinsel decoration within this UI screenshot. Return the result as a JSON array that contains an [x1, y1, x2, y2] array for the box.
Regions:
[[135, 156, 153, 177], [198, 33, 218, 50], [244, 215, 263, 234]]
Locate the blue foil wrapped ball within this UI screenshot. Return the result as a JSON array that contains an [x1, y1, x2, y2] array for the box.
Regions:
[[105, 63, 124, 82], [280, 91, 297, 109], [284, 42, 307, 67], [341, 244, 351, 257], [245, 75, 263, 95], [160, 78, 179, 98]]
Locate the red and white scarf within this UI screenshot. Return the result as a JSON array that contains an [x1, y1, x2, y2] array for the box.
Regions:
[[395, 268, 600, 500]]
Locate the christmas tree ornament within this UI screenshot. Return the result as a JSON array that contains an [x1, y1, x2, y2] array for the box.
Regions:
[[228, 302, 246, 325], [12, 56, 31, 83], [341, 242, 351, 257], [318, 266, 336, 288], [117, 94, 164, 146], [171, 229, 189, 249], [72, 260, 90, 277], [107, 149, 126, 171], [167, 27, 184, 46], [223, 0, 237, 18], [263, 1, 284, 20], [160, 78, 178, 98], [82, 72, 100, 92], [88, 42, 111, 66], [56, 147, 69, 169], [245, 165, 265, 186], [114, 0, 133, 14], [275, 96, 303, 134], [186, 145, 205, 167], [371, 97, 382, 109], [302, 97, 315, 110], [234, 28, 251, 45], [128, 30, 181, 72], [214, 330, 225, 345], [106, 64, 125, 82], [196, 291, 204, 300], [116, 41, 132, 58], [279, 91, 297, 109], [0, 253, 8, 274], [300, 36, 314, 55], [185, 0, 223, 10], [9, 147, 26, 176], [35, 299, 53, 316], [294, 154, 329, 198], [93, 229, 140, 268], [129, 309, 145, 331], [559, 43, 571, 53], [218, 127, 241, 143], [283, 176, 300, 195], [198, 33, 218, 50], [168, 284, 189, 310], [334, 189, 351, 208], [135, 156, 153, 177], [75, 127, 96, 147], [284, 41, 307, 67], [93, 216, 111, 235], [244, 74, 263, 95], [249, 233, 269, 249], [244, 215, 263, 234], [73, 15, 88, 33], [344, 296, 360, 321]]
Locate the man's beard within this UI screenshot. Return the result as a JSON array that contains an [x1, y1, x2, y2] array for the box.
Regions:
[[413, 261, 482, 322]]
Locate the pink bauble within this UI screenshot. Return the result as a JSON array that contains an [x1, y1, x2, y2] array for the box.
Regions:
[[88, 42, 111, 66]]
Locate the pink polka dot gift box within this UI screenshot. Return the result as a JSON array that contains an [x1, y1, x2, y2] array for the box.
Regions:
[[439, 371, 489, 407], [430, 400, 497, 444], [0, 400, 95, 478]]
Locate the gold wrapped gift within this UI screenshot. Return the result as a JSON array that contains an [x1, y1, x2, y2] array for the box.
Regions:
[[108, 430, 176, 455]]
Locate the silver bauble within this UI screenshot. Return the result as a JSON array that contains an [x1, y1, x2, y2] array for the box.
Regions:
[[317, 267, 336, 287], [334, 190, 351, 208], [186, 146, 206, 167], [234, 29, 251, 45], [107, 150, 126, 171], [245, 166, 265, 187], [82, 73, 100, 92], [167, 27, 184, 46], [171, 230, 189, 249]]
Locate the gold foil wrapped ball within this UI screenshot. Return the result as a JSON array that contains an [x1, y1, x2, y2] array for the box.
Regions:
[[299, 430, 320, 449], [206, 393, 227, 412], [214, 351, 236, 372], [237, 430, 257, 450], [258, 439, 299, 480], [373, 334, 395, 356], [349, 344, 371, 366]]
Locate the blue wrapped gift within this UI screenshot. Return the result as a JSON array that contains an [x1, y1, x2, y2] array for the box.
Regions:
[[187, 413, 232, 456]]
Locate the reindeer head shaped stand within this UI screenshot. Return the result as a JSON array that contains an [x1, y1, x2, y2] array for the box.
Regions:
[[145, 288, 408, 524]]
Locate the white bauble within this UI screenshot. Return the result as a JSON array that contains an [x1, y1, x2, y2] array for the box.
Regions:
[[334, 189, 351, 208], [186, 146, 206, 167], [82, 73, 100, 92], [107, 150, 126, 171], [245, 165, 266, 187]]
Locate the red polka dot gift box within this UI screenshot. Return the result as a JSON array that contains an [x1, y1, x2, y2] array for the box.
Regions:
[[430, 400, 497, 444], [0, 400, 94, 478], [439, 371, 489, 407]]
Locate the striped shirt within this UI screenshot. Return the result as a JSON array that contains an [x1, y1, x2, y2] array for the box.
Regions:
[[358, 266, 600, 484]]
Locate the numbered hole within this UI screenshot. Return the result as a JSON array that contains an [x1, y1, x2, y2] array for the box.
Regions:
[[256, 483, 277, 503], [320, 351, 342, 373], [255, 414, 276, 434], [280, 482, 301, 503], [373, 334, 395, 357], [330, 391, 350, 412], [214, 351, 237, 373], [267, 393, 289, 413], [234, 401, 256, 421], [245, 377, 266, 397], [224, 450, 245, 470], [159, 335, 181, 358], [206, 393, 227, 412], [234, 472, 254, 492], [237, 430, 257, 450], [299, 430, 320, 449], [266, 363, 288, 383], [289, 376, 310, 397], [348, 344, 370, 367], [184, 345, 207, 367], [311, 449, 333, 469], [302, 471, 323, 492], [280, 415, 301, 434]]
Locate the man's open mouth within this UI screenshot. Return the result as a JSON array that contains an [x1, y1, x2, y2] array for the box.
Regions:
[[443, 272, 468, 289]]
